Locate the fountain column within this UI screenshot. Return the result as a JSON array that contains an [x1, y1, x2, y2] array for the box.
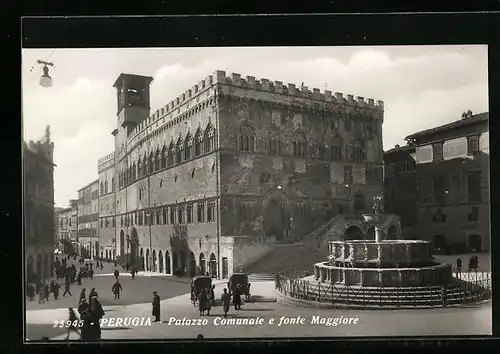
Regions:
[[373, 193, 384, 243]]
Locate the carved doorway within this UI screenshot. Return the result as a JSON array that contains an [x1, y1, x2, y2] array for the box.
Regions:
[[263, 198, 290, 242]]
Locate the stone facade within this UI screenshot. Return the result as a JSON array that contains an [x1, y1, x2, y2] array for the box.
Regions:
[[24, 127, 55, 283], [405, 112, 490, 252], [55, 200, 78, 249], [77, 180, 99, 259], [97, 70, 384, 279]]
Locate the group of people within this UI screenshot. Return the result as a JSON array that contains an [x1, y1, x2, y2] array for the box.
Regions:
[[27, 280, 62, 303], [456, 255, 480, 274], [192, 284, 244, 318], [66, 287, 105, 340]]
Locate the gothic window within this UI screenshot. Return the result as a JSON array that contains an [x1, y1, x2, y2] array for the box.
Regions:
[[238, 124, 255, 152], [204, 124, 216, 152], [168, 142, 175, 166], [100, 182, 104, 195], [194, 128, 203, 156], [104, 181, 108, 194], [156, 209, 161, 224], [176, 137, 184, 164], [139, 211, 143, 225], [185, 133, 193, 160], [187, 204, 194, 223], [170, 206, 175, 224], [132, 162, 136, 181], [137, 159, 142, 178], [142, 154, 148, 176], [343, 165, 353, 185], [161, 145, 167, 169], [197, 202, 205, 223], [178, 205, 185, 224], [154, 149, 160, 171], [162, 208, 167, 224], [331, 144, 343, 161], [268, 138, 282, 155], [293, 134, 307, 158], [149, 151, 154, 173], [111, 177, 115, 192], [207, 201, 216, 222]]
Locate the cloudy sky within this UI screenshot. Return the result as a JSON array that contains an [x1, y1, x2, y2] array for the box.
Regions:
[[22, 46, 488, 207]]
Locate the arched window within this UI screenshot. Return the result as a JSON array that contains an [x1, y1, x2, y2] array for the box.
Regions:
[[268, 132, 282, 155], [132, 162, 136, 181], [161, 145, 167, 169], [137, 159, 143, 178], [111, 177, 115, 192], [100, 182, 104, 195], [293, 132, 307, 158], [184, 133, 193, 160], [148, 151, 154, 174], [154, 148, 160, 171], [142, 154, 148, 176], [176, 137, 184, 164], [167, 141, 175, 166], [104, 180, 108, 194], [204, 124, 215, 152], [194, 128, 203, 156], [238, 124, 255, 152]]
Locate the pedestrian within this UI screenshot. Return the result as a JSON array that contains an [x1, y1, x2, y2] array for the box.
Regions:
[[113, 269, 119, 280], [43, 281, 50, 302], [100, 262, 103, 270], [456, 258, 462, 276], [152, 291, 161, 322], [233, 284, 242, 310], [221, 288, 231, 318], [205, 288, 212, 316], [66, 307, 81, 340], [112, 280, 122, 299], [38, 286, 45, 304], [63, 278, 72, 297], [89, 268, 94, 280], [77, 298, 89, 317], [76, 271, 82, 285], [114, 260, 117, 268], [27, 283, 35, 301], [131, 269, 136, 279], [198, 288, 207, 316], [53, 281, 60, 300], [79, 288, 86, 302], [88, 288, 98, 303]]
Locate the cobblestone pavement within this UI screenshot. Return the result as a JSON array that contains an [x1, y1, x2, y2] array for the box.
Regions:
[[39, 281, 491, 341]]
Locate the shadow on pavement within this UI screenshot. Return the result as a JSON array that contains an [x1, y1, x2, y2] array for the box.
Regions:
[[238, 307, 274, 312], [246, 295, 276, 303]]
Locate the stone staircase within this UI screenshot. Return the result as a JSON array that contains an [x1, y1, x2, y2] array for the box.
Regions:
[[245, 243, 328, 280]]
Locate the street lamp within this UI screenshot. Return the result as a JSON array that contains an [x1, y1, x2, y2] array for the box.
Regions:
[[37, 60, 54, 88]]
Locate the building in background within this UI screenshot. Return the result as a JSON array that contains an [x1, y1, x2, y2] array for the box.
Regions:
[[405, 110, 489, 253], [98, 153, 116, 261], [95, 70, 391, 278], [24, 126, 55, 283], [55, 199, 78, 253], [383, 144, 418, 239], [77, 180, 99, 259]]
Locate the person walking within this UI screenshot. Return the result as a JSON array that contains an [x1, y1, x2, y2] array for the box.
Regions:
[[27, 283, 35, 301], [77, 298, 89, 317], [43, 281, 50, 302], [198, 288, 207, 316], [65, 307, 81, 340], [88, 288, 98, 303], [79, 288, 86, 302], [205, 288, 212, 316], [62, 278, 72, 297], [53, 281, 60, 300], [221, 288, 231, 318], [112, 280, 122, 299], [233, 284, 242, 310], [76, 270, 82, 286], [152, 291, 161, 323], [89, 267, 94, 280]]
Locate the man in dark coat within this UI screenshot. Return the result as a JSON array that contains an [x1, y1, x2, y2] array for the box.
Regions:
[[76, 271, 82, 285], [77, 298, 89, 317], [233, 284, 242, 310], [79, 288, 86, 302], [456, 258, 462, 276], [53, 281, 60, 300], [152, 291, 161, 322], [43, 281, 50, 302], [112, 280, 123, 299], [62, 277, 72, 297], [221, 288, 231, 318], [27, 283, 35, 301]]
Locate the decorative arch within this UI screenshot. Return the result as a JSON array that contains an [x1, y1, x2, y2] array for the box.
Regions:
[[145, 249, 150, 271], [238, 122, 256, 152], [267, 129, 283, 155], [158, 250, 164, 273], [366, 225, 376, 240], [161, 144, 167, 169], [175, 136, 184, 164], [199, 253, 206, 275], [184, 132, 193, 160], [154, 148, 160, 171], [148, 151, 154, 174], [152, 250, 157, 272], [165, 250, 171, 274], [194, 127, 203, 156], [142, 153, 148, 176], [293, 130, 307, 158], [261, 189, 292, 241], [343, 225, 365, 241], [209, 253, 217, 277], [168, 141, 175, 166], [204, 123, 215, 152]]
